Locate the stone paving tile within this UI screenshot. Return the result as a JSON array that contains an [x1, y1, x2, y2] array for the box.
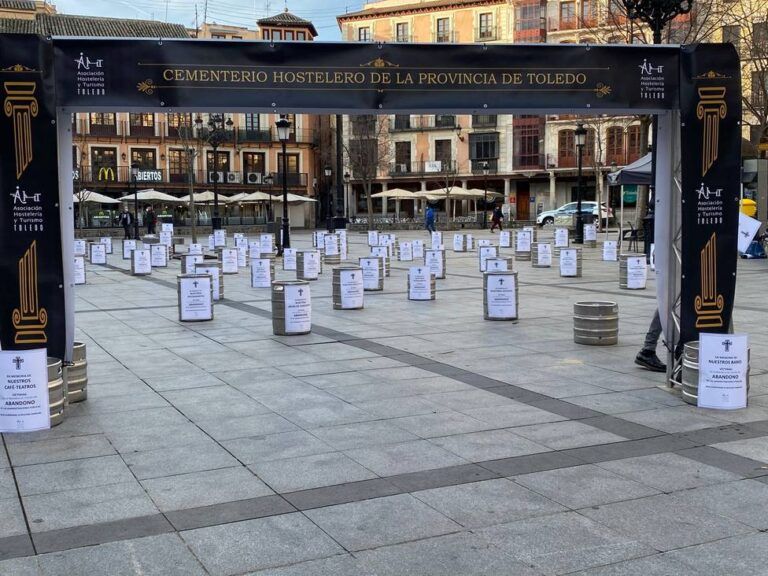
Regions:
[[304, 494, 461, 552], [14, 455, 135, 497], [668, 480, 768, 530], [6, 435, 115, 467], [197, 413, 298, 442], [429, 430, 551, 461], [345, 440, 467, 477], [249, 452, 378, 493], [141, 466, 274, 512], [143, 372, 227, 392], [122, 439, 240, 480], [597, 453, 741, 492], [389, 411, 495, 438], [578, 493, 756, 552], [222, 430, 336, 464], [0, 498, 28, 539], [0, 556, 42, 576], [277, 402, 379, 428], [307, 421, 419, 450], [563, 391, 665, 415], [509, 421, 627, 450], [412, 478, 566, 529], [23, 481, 159, 533], [247, 554, 363, 576], [711, 437, 768, 463], [566, 553, 694, 575], [514, 464, 660, 509], [0, 468, 16, 500], [351, 396, 448, 419], [664, 532, 768, 576], [104, 422, 213, 454], [181, 512, 344, 576], [477, 511, 656, 575], [618, 407, 727, 433]]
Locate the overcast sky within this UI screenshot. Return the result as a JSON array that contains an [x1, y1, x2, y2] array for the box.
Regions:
[[53, 0, 363, 40]]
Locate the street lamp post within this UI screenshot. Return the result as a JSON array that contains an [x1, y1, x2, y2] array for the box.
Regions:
[[196, 113, 233, 231], [276, 117, 291, 256], [343, 172, 351, 219], [131, 163, 139, 240], [574, 123, 587, 244], [482, 161, 490, 230], [263, 174, 274, 230], [324, 165, 334, 232]]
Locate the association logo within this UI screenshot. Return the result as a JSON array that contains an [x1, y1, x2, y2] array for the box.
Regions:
[[10, 186, 44, 232], [74, 52, 106, 96], [695, 182, 724, 225], [638, 59, 666, 101]]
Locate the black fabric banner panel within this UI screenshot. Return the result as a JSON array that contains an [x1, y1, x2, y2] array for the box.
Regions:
[[679, 44, 741, 344], [0, 35, 65, 359], [51, 40, 680, 112]]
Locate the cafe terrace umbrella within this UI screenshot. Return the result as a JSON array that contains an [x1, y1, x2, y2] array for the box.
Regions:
[[73, 190, 119, 204], [118, 189, 181, 203]]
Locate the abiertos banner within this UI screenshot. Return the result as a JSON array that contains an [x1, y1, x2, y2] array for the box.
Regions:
[[679, 44, 741, 344], [0, 35, 65, 359]]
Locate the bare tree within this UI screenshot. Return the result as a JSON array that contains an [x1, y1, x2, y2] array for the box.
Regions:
[[344, 114, 393, 230]]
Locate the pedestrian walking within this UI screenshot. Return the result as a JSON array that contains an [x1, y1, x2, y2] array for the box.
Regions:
[[117, 207, 133, 239], [145, 206, 157, 235], [635, 309, 666, 372], [490, 205, 504, 232], [425, 205, 436, 234]]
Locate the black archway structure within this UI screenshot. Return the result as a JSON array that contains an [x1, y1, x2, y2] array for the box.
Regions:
[[0, 35, 741, 384]]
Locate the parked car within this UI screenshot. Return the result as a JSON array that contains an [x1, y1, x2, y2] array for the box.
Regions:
[[536, 201, 612, 226]]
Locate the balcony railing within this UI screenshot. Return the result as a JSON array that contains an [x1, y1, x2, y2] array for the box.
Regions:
[[472, 115, 498, 129], [389, 160, 458, 177], [75, 165, 308, 188], [513, 153, 546, 171], [470, 159, 499, 174], [390, 115, 458, 132], [434, 30, 457, 43], [475, 25, 500, 42]]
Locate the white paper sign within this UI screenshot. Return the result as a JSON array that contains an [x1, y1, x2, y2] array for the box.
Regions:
[[650, 243, 656, 272], [221, 248, 239, 274], [302, 251, 320, 279], [237, 246, 247, 268], [73, 256, 86, 285], [179, 275, 213, 321], [214, 229, 227, 247], [0, 348, 50, 432], [479, 246, 498, 272], [150, 244, 168, 267], [485, 258, 509, 272], [626, 256, 647, 289], [283, 248, 297, 271], [453, 234, 465, 252], [466, 234, 474, 250], [132, 249, 152, 275], [260, 233, 273, 255], [250, 259, 272, 288], [233, 232, 245, 241], [399, 242, 413, 261], [188, 243, 203, 256], [248, 242, 261, 260], [486, 274, 517, 319], [324, 234, 340, 256], [338, 232, 348, 260], [412, 240, 425, 259], [584, 224, 597, 242], [284, 284, 311, 332], [698, 333, 749, 410], [516, 231, 531, 252], [536, 243, 552, 267], [235, 237, 248, 251], [122, 239, 137, 259], [161, 223, 174, 233], [89, 243, 106, 264], [560, 248, 579, 277], [195, 265, 221, 300], [339, 269, 364, 309], [159, 231, 173, 247], [431, 231, 442, 250], [184, 254, 204, 271], [367, 230, 379, 246], [73, 239, 86, 256], [522, 226, 535, 237], [314, 231, 326, 249], [425, 249, 444, 278], [738, 213, 761, 254], [554, 228, 569, 248], [477, 239, 491, 248], [208, 234, 215, 251], [360, 258, 381, 289], [99, 237, 113, 254], [603, 241, 618, 261], [498, 231, 511, 248], [408, 267, 432, 300]]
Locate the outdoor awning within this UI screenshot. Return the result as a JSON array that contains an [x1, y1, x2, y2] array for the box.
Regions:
[[607, 154, 652, 186], [371, 188, 418, 199], [73, 190, 119, 204], [414, 186, 468, 198], [272, 193, 317, 203], [239, 191, 274, 203], [177, 190, 223, 203], [463, 188, 503, 198], [118, 189, 182, 203]]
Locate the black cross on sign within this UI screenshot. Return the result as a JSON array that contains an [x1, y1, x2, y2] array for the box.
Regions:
[[723, 339, 733, 352], [498, 278, 505, 285], [12, 356, 24, 370], [193, 280, 199, 288], [298, 289, 304, 296]]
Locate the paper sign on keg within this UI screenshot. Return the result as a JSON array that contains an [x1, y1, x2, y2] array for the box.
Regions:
[[466, 234, 474, 250], [453, 234, 464, 252], [650, 243, 656, 271], [0, 348, 50, 432], [283, 248, 297, 271], [122, 239, 137, 259], [584, 224, 597, 242], [233, 232, 245, 241], [90, 243, 106, 264], [235, 235, 249, 248], [150, 244, 168, 267], [73, 256, 86, 285], [479, 246, 498, 272], [338, 233, 348, 260], [486, 258, 509, 272], [237, 246, 247, 268], [498, 231, 511, 248], [302, 251, 320, 279], [560, 249, 579, 277], [554, 228, 569, 248], [188, 243, 203, 256], [412, 240, 425, 259], [408, 267, 432, 300], [73, 239, 86, 256], [184, 254, 204, 272], [425, 249, 444, 278], [603, 241, 618, 261], [214, 229, 227, 247], [431, 231, 442, 250], [178, 275, 213, 321], [99, 237, 113, 253], [248, 242, 261, 259], [360, 258, 381, 290], [399, 241, 413, 261], [536, 243, 552, 267], [738, 213, 761, 253], [698, 333, 749, 410], [208, 234, 215, 251], [260, 234, 273, 255], [132, 249, 152, 275], [367, 230, 379, 246], [339, 269, 364, 309], [221, 248, 239, 274], [477, 239, 491, 248], [486, 274, 517, 319], [324, 234, 340, 256], [195, 264, 221, 300], [161, 223, 174, 233], [251, 258, 272, 288], [522, 226, 535, 236], [516, 231, 531, 252], [284, 284, 312, 333], [371, 247, 388, 275], [159, 231, 172, 247], [626, 256, 647, 289]]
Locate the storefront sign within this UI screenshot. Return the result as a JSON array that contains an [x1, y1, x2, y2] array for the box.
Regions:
[[698, 333, 748, 410], [0, 348, 50, 432]]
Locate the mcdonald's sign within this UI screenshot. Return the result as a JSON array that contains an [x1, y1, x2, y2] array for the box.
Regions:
[[97, 166, 116, 181]]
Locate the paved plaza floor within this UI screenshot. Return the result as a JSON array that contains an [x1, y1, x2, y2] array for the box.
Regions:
[[2, 228, 768, 575]]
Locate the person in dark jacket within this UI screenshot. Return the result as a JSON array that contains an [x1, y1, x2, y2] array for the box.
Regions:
[[425, 205, 436, 233], [117, 207, 133, 239], [490, 205, 504, 232], [145, 206, 157, 234]]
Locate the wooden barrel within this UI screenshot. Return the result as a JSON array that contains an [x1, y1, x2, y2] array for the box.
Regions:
[[64, 342, 88, 404], [681, 341, 699, 405], [48, 357, 65, 427], [359, 257, 384, 291], [619, 253, 647, 290], [272, 280, 312, 335], [559, 248, 583, 278], [573, 301, 619, 346], [332, 266, 365, 310], [483, 271, 519, 322], [297, 250, 321, 281], [531, 242, 553, 268], [407, 268, 436, 301]]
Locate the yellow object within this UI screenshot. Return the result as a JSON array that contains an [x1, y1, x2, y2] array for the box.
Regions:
[[740, 198, 757, 218]]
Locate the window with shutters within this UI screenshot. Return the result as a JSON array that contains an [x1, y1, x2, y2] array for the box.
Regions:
[[558, 129, 575, 167], [606, 126, 625, 165]]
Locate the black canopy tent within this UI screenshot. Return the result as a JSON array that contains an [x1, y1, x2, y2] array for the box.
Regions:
[[608, 153, 653, 186]]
